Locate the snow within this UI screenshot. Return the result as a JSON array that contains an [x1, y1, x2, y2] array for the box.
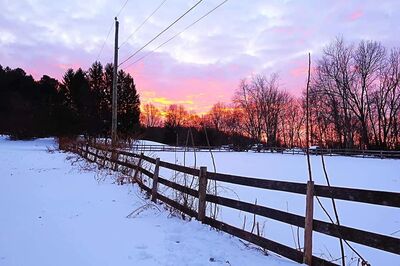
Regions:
[[308, 146, 320, 150], [135, 141, 400, 265], [0, 137, 297, 266]]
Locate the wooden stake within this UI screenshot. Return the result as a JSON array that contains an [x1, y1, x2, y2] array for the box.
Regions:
[[102, 150, 107, 167], [304, 180, 314, 265], [113, 152, 119, 171], [198, 166, 208, 222], [151, 158, 161, 202], [95, 148, 99, 164], [133, 153, 143, 183], [84, 143, 89, 158]]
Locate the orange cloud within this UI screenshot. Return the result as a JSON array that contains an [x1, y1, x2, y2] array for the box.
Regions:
[[152, 97, 194, 105], [134, 71, 236, 114]]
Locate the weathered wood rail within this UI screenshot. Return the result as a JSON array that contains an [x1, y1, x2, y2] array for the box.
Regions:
[[69, 141, 400, 265]]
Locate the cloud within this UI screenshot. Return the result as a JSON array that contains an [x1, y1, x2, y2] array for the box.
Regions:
[[0, 0, 399, 113], [349, 10, 364, 21]]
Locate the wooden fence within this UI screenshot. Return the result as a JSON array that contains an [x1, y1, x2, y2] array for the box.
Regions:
[[129, 144, 400, 159], [69, 141, 400, 265]]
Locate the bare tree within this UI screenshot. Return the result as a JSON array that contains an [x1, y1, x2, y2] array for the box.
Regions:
[[164, 104, 189, 128], [369, 48, 400, 148], [207, 102, 228, 132], [255, 74, 289, 146], [311, 38, 394, 149], [141, 103, 162, 127], [234, 79, 263, 142], [233, 74, 289, 146], [281, 97, 304, 148], [351, 40, 386, 148], [312, 37, 357, 148]]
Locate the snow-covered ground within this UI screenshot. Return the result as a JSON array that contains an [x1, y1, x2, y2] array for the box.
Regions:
[[136, 141, 400, 265], [0, 137, 297, 266]]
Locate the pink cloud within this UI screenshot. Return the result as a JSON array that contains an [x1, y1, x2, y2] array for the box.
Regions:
[[290, 64, 308, 78], [3, 0, 398, 116], [349, 10, 363, 21], [124, 54, 242, 114]]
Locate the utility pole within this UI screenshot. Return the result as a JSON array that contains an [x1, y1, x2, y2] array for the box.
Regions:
[[111, 17, 119, 146]]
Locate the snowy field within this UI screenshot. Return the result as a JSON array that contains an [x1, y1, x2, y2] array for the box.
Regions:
[[136, 141, 400, 265], [0, 137, 297, 266]]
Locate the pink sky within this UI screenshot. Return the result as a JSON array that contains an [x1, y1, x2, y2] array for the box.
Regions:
[[1, 0, 399, 113]]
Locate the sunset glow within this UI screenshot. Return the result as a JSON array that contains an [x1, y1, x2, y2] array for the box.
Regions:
[[1, 3, 400, 265], [1, 0, 399, 113]]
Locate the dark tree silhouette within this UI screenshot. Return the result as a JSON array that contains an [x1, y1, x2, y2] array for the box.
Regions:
[[117, 70, 140, 136], [0, 62, 141, 139]]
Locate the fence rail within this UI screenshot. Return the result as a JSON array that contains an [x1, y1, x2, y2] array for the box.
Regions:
[[68, 141, 400, 265], [130, 144, 400, 159]]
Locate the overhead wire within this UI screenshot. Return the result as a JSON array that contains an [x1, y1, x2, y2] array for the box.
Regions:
[[95, 0, 130, 62], [119, 0, 168, 49], [122, 0, 228, 70], [95, 21, 114, 62], [116, 0, 130, 18], [118, 0, 204, 67]]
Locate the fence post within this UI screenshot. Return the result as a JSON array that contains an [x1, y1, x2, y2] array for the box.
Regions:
[[94, 148, 99, 163], [111, 144, 118, 170], [112, 152, 119, 171], [151, 158, 161, 202], [303, 180, 314, 265], [102, 150, 107, 167], [133, 153, 143, 183], [76, 142, 81, 155], [81, 142, 85, 155], [122, 156, 130, 175], [84, 143, 89, 158], [198, 166, 208, 223]]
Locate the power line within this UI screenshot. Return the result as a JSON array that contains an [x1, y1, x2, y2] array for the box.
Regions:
[[95, 0, 130, 62], [119, 0, 203, 67], [122, 0, 228, 70], [119, 0, 168, 49], [116, 0, 130, 18], [96, 21, 114, 62]]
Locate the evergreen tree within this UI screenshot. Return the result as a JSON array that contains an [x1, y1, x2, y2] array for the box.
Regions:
[[0, 63, 141, 139], [117, 70, 140, 136]]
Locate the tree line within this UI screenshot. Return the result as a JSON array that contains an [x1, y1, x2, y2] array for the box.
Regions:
[[0, 62, 140, 139], [3, 38, 399, 150], [311, 38, 400, 149], [140, 103, 252, 147], [141, 38, 400, 150]]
